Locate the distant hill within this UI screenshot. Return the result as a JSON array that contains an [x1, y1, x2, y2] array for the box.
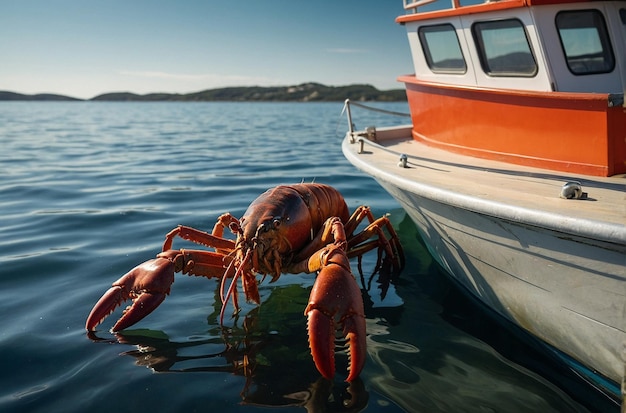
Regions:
[[0, 91, 82, 101], [92, 83, 406, 102], [0, 83, 406, 102]]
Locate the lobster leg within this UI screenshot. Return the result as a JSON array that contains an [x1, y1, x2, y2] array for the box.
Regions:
[[344, 206, 405, 274], [163, 223, 236, 252], [303, 218, 366, 382], [294, 206, 404, 277], [85, 249, 231, 332]]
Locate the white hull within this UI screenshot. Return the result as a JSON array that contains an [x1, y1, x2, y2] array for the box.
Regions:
[[342, 128, 626, 394]]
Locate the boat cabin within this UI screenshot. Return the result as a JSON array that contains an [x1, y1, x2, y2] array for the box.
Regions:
[[397, 0, 626, 176]]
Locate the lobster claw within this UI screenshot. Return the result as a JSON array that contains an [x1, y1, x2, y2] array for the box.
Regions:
[[85, 253, 176, 332], [304, 245, 366, 382]]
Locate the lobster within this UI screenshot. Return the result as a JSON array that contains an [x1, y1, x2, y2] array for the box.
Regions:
[[85, 183, 404, 381]]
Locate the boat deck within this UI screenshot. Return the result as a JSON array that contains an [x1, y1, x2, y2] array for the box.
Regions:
[[344, 126, 626, 245]]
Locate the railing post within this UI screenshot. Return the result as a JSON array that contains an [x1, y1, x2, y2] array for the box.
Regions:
[[344, 99, 356, 143]]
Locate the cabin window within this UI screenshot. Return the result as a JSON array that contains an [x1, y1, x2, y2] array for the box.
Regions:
[[418, 24, 467, 74], [556, 10, 615, 75], [472, 19, 537, 76]]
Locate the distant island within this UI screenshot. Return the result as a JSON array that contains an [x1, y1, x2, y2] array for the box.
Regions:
[[0, 83, 407, 102], [0, 92, 83, 101]]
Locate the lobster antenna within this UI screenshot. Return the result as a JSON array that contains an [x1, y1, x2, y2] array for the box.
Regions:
[[219, 249, 252, 324]]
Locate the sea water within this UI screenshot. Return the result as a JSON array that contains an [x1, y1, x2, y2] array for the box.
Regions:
[[0, 102, 615, 412]]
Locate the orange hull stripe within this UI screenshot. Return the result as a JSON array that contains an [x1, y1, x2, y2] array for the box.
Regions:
[[400, 75, 626, 177]]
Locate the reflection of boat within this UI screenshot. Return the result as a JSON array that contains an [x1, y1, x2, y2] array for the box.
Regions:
[[342, 0, 626, 402]]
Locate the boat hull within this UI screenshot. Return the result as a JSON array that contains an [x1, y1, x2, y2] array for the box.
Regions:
[[387, 182, 623, 382], [342, 133, 625, 398]]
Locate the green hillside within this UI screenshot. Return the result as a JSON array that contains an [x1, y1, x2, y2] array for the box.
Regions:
[[0, 83, 406, 102]]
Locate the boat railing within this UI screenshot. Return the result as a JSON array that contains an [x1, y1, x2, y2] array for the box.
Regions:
[[403, 0, 460, 13], [343, 99, 411, 143], [403, 0, 513, 14]]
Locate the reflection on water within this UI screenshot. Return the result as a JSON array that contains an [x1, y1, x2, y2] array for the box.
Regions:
[[87, 283, 371, 412], [82, 213, 602, 412]]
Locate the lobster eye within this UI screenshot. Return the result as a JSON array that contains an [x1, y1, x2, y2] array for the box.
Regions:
[[229, 222, 242, 234], [273, 218, 281, 228], [255, 223, 269, 237]]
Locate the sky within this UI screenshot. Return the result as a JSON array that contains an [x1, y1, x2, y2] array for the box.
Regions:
[[0, 1, 413, 99]]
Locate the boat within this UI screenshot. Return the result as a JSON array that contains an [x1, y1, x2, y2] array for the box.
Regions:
[[341, 0, 626, 404]]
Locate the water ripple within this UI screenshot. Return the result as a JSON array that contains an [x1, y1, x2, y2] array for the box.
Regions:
[[0, 102, 601, 413]]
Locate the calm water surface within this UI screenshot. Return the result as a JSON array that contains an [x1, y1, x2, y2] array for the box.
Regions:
[[0, 102, 612, 412]]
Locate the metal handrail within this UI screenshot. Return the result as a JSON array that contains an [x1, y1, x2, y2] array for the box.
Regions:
[[342, 99, 410, 142], [403, 0, 461, 13], [345, 100, 411, 117]]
